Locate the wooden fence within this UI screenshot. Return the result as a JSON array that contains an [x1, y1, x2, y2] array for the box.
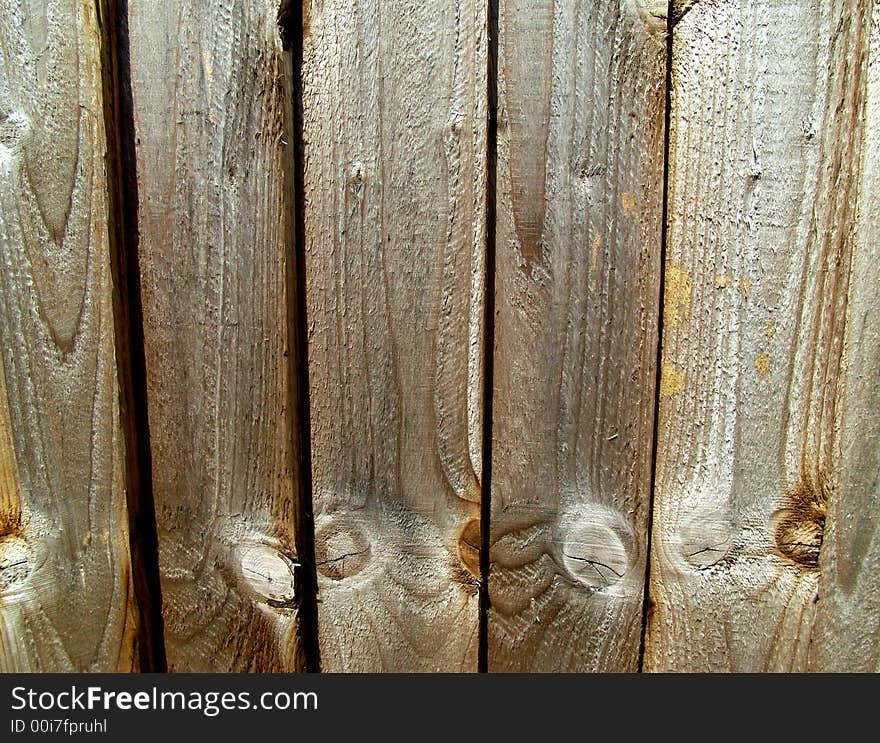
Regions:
[[0, 0, 877, 672]]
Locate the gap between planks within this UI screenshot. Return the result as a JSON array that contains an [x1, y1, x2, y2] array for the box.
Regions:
[[479, 0, 500, 675], [281, 0, 321, 674], [637, 0, 674, 673], [98, 0, 167, 673]]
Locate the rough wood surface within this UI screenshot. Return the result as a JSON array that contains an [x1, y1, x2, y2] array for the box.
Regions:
[[302, 0, 486, 671], [489, 0, 666, 671], [810, 0, 880, 672], [644, 0, 877, 672], [129, 0, 302, 671], [0, 0, 138, 671]]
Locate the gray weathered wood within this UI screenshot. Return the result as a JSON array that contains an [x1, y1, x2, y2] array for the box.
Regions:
[[302, 0, 487, 671], [645, 0, 877, 672], [0, 0, 138, 671], [810, 0, 880, 672], [129, 0, 303, 671], [489, 0, 667, 671]]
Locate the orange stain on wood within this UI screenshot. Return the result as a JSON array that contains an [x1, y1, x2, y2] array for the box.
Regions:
[[664, 263, 692, 328], [659, 361, 685, 397], [755, 353, 771, 375]]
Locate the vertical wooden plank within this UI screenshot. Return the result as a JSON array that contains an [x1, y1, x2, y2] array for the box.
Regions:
[[0, 0, 138, 670], [302, 0, 487, 670], [645, 0, 874, 671], [810, 0, 880, 672], [489, 1, 667, 671], [129, 0, 302, 671]]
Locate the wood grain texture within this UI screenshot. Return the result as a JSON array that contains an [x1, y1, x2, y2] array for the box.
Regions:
[[645, 0, 876, 672], [489, 0, 666, 671], [302, 0, 486, 671], [0, 0, 138, 671], [129, 0, 302, 671], [810, 0, 880, 672]]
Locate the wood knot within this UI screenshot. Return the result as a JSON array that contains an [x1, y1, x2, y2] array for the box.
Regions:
[[636, 1, 668, 32], [772, 474, 830, 569], [457, 518, 481, 580], [679, 509, 734, 569], [637, 0, 702, 30], [558, 508, 633, 590], [235, 543, 298, 607], [315, 515, 371, 580], [0, 535, 31, 594]]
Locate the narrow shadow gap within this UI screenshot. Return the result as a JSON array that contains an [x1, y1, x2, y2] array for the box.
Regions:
[[637, 0, 675, 672], [98, 0, 167, 672], [279, 1, 321, 674], [479, 0, 499, 675]]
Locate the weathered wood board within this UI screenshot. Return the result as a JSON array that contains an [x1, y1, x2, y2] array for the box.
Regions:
[[302, 0, 487, 671], [810, 0, 880, 672], [1, 0, 877, 675], [0, 0, 138, 671], [644, 0, 878, 672], [489, 0, 667, 671], [129, 0, 303, 671]]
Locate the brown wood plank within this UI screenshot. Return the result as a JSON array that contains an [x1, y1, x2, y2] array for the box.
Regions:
[[489, 0, 667, 671], [302, 0, 487, 671], [644, 0, 876, 672], [0, 0, 138, 671], [129, 0, 303, 671]]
